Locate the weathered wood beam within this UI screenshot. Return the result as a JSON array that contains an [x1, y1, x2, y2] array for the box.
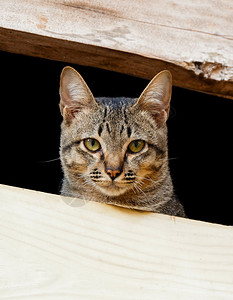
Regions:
[[0, 184, 233, 299], [0, 0, 233, 99]]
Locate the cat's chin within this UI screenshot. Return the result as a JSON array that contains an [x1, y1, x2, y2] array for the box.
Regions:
[[97, 184, 129, 197]]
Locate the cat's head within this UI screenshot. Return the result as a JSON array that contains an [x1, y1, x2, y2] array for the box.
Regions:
[[59, 67, 172, 198]]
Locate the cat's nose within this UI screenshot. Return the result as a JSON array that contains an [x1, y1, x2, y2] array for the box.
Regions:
[[106, 168, 121, 180]]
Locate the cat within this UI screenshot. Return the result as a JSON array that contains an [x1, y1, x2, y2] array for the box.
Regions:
[[59, 66, 185, 217]]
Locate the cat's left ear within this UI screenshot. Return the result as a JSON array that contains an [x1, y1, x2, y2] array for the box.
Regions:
[[135, 70, 172, 126], [59, 66, 97, 124]]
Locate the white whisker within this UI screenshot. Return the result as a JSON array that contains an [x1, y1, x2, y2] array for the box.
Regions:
[[38, 157, 60, 163], [136, 175, 157, 185]]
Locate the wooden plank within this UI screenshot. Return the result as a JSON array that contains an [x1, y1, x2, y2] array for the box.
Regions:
[[0, 184, 233, 299], [0, 0, 233, 99]]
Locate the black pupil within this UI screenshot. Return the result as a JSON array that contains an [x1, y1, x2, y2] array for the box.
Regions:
[[91, 139, 96, 146], [134, 141, 139, 148]]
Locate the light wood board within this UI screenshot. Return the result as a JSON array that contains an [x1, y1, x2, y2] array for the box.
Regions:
[[0, 184, 233, 299], [0, 0, 233, 99]]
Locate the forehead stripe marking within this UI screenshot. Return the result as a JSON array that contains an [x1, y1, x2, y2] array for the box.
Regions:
[[124, 109, 128, 124], [127, 127, 132, 137], [120, 125, 124, 135], [98, 124, 103, 136], [103, 107, 107, 119], [106, 122, 111, 134]]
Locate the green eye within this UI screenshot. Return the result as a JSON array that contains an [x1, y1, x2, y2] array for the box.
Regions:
[[84, 138, 101, 152], [128, 140, 145, 153]]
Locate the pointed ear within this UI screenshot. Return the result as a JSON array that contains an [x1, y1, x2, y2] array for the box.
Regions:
[[135, 70, 172, 126], [59, 66, 97, 123]]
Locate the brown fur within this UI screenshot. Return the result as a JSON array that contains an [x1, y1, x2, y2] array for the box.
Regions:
[[59, 67, 185, 217]]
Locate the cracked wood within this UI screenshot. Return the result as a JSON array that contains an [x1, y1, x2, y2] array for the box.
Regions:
[[0, 0, 233, 99]]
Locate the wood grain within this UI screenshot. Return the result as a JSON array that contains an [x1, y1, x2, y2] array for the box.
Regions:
[[0, 184, 233, 299], [0, 0, 233, 99]]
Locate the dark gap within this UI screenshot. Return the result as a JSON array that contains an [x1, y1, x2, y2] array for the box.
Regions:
[[0, 50, 232, 225]]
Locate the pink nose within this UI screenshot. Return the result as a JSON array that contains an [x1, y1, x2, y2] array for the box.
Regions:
[[106, 168, 121, 180]]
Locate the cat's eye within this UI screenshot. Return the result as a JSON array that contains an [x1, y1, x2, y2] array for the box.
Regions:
[[84, 138, 101, 152], [128, 140, 145, 153]]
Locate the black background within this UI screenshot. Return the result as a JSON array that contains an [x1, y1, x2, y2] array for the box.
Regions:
[[0, 51, 232, 225]]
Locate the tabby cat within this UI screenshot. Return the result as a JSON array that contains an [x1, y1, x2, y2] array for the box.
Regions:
[[59, 66, 185, 217]]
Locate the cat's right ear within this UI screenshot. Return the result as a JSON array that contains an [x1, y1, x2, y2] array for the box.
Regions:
[[59, 66, 97, 124], [134, 70, 172, 127]]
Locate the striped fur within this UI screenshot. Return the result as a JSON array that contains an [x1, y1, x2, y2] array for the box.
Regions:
[[59, 67, 185, 217]]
